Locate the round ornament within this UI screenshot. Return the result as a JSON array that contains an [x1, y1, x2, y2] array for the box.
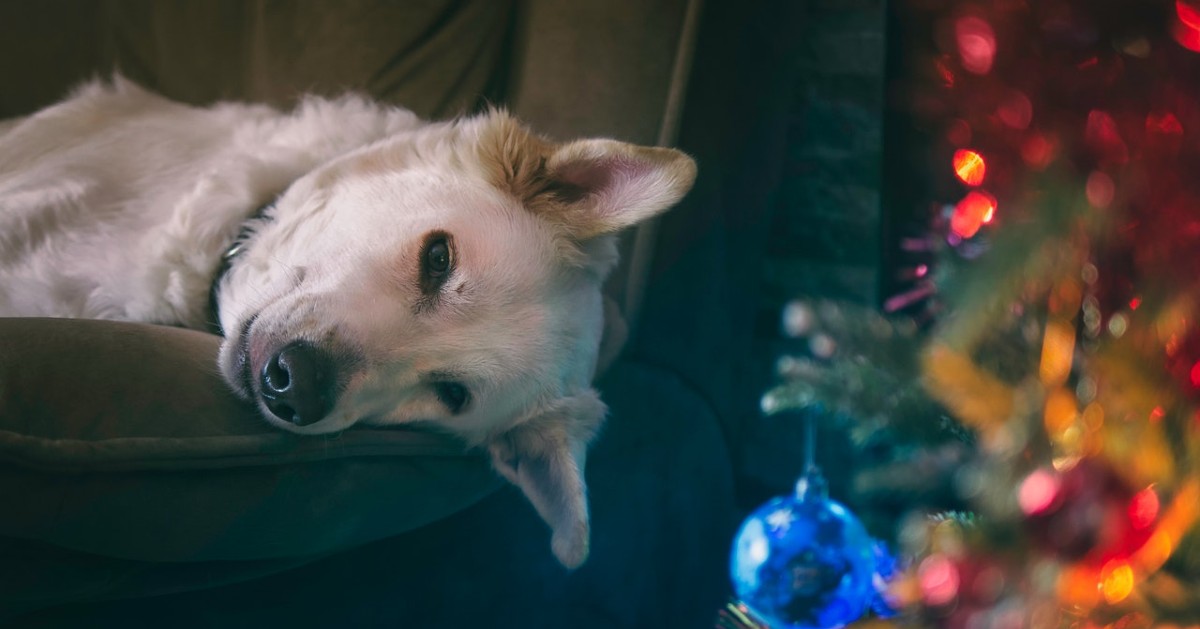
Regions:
[[870, 540, 903, 618], [730, 478, 876, 629]]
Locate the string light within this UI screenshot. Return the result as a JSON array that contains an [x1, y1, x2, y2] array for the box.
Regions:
[[951, 190, 997, 238], [953, 149, 986, 186]]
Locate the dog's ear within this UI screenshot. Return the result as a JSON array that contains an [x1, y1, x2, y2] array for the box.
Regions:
[[540, 139, 697, 239], [486, 390, 606, 569], [474, 112, 695, 239]]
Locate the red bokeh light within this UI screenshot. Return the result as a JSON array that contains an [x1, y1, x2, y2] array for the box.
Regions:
[[1174, 15, 1200, 52], [952, 191, 997, 239], [1086, 110, 1128, 163], [1021, 134, 1057, 169], [1178, 1, 1200, 30], [997, 90, 1033, 130], [1086, 171, 1115, 208], [953, 149, 987, 185], [955, 16, 996, 74], [1147, 111, 1184, 136], [1128, 487, 1160, 530], [946, 118, 972, 146], [919, 555, 961, 606]]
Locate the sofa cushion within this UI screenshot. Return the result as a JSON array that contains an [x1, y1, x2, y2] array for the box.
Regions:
[[7, 361, 736, 627], [0, 318, 500, 563]]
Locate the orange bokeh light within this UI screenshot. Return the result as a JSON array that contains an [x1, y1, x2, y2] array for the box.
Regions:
[[953, 149, 986, 186], [1039, 319, 1076, 387], [951, 190, 996, 239]]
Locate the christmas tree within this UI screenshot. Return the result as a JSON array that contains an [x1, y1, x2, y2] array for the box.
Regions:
[[734, 1, 1200, 626]]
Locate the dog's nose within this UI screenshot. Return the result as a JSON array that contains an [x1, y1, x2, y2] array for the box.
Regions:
[[260, 341, 337, 426]]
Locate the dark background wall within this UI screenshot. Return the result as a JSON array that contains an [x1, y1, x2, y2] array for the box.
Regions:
[[630, 0, 890, 515]]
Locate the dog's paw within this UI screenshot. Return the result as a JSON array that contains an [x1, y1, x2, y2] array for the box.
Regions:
[[551, 521, 590, 569]]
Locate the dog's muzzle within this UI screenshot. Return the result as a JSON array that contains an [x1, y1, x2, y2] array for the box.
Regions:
[[259, 341, 339, 426]]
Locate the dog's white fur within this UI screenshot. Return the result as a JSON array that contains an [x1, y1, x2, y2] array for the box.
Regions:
[[0, 78, 695, 568]]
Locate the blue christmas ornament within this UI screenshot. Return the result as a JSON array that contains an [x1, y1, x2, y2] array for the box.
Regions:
[[730, 471, 876, 629], [869, 539, 903, 619]]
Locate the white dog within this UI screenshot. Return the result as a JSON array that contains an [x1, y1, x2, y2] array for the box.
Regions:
[[0, 78, 695, 568]]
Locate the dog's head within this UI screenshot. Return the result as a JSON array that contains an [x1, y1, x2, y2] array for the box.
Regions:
[[214, 110, 695, 568]]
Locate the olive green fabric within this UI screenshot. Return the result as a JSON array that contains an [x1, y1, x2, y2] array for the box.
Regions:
[[0, 0, 515, 119], [0, 318, 499, 563]]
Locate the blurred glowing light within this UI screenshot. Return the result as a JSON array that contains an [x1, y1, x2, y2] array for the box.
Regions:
[[1174, 18, 1200, 52], [1109, 313, 1129, 338], [1179, 1, 1200, 30], [935, 57, 956, 87], [809, 333, 836, 358], [1021, 134, 1057, 169], [915, 264, 929, 278], [953, 149, 987, 185], [1019, 468, 1061, 515], [1082, 402, 1105, 431], [1086, 110, 1128, 162], [947, 118, 972, 146], [1058, 565, 1102, 608], [1086, 171, 1115, 208], [1120, 37, 1152, 58], [1044, 388, 1078, 435], [1147, 111, 1184, 136], [1100, 560, 1135, 604], [1129, 297, 1142, 310], [918, 555, 960, 606], [955, 17, 996, 74], [1040, 320, 1076, 386], [1190, 360, 1200, 387], [998, 91, 1033, 129], [782, 300, 814, 337], [1135, 531, 1174, 572], [1130, 487, 1160, 529], [951, 190, 996, 238]]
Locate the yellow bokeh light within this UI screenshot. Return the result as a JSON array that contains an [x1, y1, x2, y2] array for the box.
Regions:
[[1100, 560, 1135, 604]]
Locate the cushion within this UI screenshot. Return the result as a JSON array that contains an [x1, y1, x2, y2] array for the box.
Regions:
[[7, 361, 736, 627], [0, 318, 500, 565]]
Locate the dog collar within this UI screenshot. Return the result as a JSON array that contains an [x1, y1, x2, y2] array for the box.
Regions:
[[207, 202, 273, 335]]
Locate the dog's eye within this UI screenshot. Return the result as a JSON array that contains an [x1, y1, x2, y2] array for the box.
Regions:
[[427, 240, 450, 274], [418, 232, 455, 296], [425, 236, 451, 277], [433, 381, 470, 414]]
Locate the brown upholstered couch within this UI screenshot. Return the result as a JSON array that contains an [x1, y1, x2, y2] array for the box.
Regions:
[[0, 1, 736, 626]]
